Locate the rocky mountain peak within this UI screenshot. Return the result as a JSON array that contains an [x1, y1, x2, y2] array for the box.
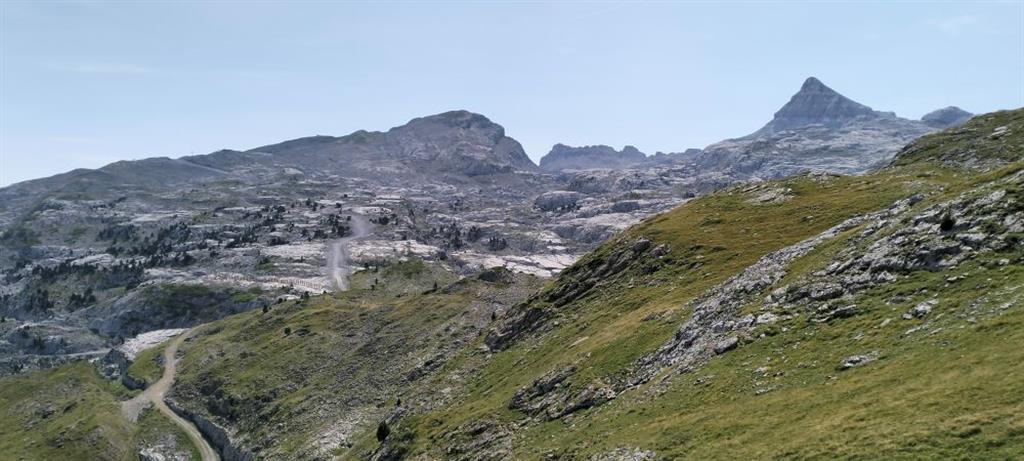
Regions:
[[698, 77, 939, 179], [759, 77, 878, 134], [387, 110, 538, 175], [621, 145, 643, 156], [397, 110, 505, 138], [921, 106, 973, 128], [237, 110, 538, 176], [799, 76, 827, 91], [539, 144, 648, 171]]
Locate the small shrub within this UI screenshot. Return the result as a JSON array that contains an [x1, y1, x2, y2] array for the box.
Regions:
[[940, 213, 956, 231]]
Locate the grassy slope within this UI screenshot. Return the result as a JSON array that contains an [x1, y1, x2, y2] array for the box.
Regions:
[[0, 362, 199, 461], [528, 275, 1024, 459], [126, 339, 168, 386], [513, 221, 1024, 459], [0, 363, 135, 460], [385, 110, 1024, 459], [348, 258, 459, 294], [395, 169, 942, 452], [892, 109, 1024, 168], [134, 403, 203, 461], [172, 265, 541, 459]]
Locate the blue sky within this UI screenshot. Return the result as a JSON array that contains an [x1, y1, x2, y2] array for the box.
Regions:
[[1, 1, 1021, 186]]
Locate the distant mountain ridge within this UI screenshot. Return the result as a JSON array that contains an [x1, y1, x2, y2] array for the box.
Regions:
[[921, 106, 974, 128], [0, 110, 545, 221], [0, 79, 974, 224], [183, 110, 538, 178], [535, 77, 970, 176], [694, 77, 972, 178], [539, 144, 648, 171]]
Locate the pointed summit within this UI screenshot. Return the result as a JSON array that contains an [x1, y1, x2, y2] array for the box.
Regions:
[[799, 76, 829, 91], [758, 77, 878, 134]]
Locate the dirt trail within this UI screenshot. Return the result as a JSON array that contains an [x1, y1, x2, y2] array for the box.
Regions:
[[122, 330, 220, 461], [327, 214, 373, 291]]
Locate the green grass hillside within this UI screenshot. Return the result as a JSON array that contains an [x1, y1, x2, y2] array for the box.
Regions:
[[0, 362, 199, 461], [892, 109, 1024, 169], [360, 109, 1024, 459], [171, 265, 541, 459]]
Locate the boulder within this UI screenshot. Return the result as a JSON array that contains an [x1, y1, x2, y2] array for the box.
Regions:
[[533, 191, 585, 212]]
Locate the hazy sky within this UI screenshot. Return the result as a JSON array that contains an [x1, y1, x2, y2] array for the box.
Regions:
[[1, 1, 1022, 186]]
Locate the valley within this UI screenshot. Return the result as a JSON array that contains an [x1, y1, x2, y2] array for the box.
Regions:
[[0, 78, 966, 376], [1, 78, 1020, 460]]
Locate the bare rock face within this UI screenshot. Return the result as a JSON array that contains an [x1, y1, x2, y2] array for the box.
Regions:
[[695, 77, 937, 179], [386, 110, 540, 176], [649, 148, 702, 164], [759, 77, 879, 134], [84, 284, 272, 339], [247, 110, 539, 177], [539, 144, 648, 171], [0, 110, 544, 215], [533, 191, 585, 212], [438, 417, 515, 461], [921, 106, 973, 129]]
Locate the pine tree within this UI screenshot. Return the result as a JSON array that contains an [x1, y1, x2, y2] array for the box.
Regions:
[[376, 421, 390, 442]]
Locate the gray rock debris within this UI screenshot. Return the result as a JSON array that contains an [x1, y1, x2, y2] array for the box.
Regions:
[[438, 417, 514, 461], [590, 447, 662, 461], [770, 177, 1022, 320], [633, 197, 910, 383], [840, 352, 880, 370], [508, 364, 617, 420], [713, 336, 739, 354], [138, 446, 190, 461], [486, 238, 670, 352], [533, 190, 585, 212], [637, 170, 1023, 384], [903, 300, 936, 320]]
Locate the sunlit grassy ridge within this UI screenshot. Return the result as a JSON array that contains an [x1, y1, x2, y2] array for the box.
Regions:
[[372, 110, 1024, 459], [388, 169, 961, 457], [502, 202, 1024, 459], [516, 262, 1024, 459], [892, 109, 1024, 169]]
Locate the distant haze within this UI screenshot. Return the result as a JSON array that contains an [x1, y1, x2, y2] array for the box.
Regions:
[[1, 1, 1021, 186]]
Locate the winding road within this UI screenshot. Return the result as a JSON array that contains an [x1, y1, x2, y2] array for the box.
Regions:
[[326, 214, 373, 291], [123, 329, 220, 461], [119, 214, 373, 459]]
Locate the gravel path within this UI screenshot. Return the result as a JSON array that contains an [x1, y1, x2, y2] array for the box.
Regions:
[[122, 329, 220, 461], [327, 214, 373, 291]]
